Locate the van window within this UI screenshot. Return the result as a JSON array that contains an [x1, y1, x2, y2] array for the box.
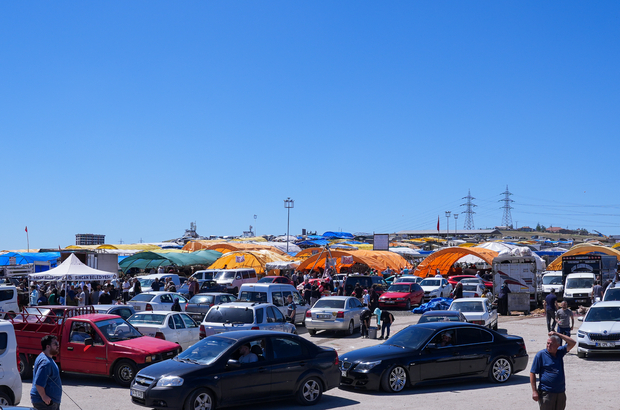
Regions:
[[0, 332, 7, 355], [292, 292, 304, 305], [282, 290, 293, 302], [238, 291, 267, 303], [272, 292, 284, 307], [0, 289, 14, 302], [242, 272, 250, 279]]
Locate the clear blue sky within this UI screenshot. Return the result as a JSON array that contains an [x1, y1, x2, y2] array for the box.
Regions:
[[1, 2, 619, 250]]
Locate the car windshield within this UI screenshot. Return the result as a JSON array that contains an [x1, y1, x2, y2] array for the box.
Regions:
[[388, 285, 411, 293], [130, 294, 156, 302], [603, 289, 620, 301], [138, 278, 155, 287], [450, 301, 485, 312], [95, 318, 142, 341], [313, 299, 345, 309], [238, 291, 268, 303], [461, 278, 479, 283], [385, 326, 434, 349], [175, 336, 235, 365], [420, 279, 440, 287], [543, 275, 563, 285], [128, 313, 167, 325], [566, 278, 594, 289], [204, 307, 254, 324], [214, 271, 235, 280], [418, 315, 461, 323], [190, 295, 214, 304], [584, 306, 620, 322]]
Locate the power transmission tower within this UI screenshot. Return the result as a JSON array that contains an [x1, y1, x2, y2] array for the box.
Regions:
[[499, 185, 514, 228], [461, 189, 477, 230]]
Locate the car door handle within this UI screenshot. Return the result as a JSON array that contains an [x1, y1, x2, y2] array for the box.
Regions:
[[298, 361, 306, 367], [67, 347, 73, 351], [258, 368, 267, 373]]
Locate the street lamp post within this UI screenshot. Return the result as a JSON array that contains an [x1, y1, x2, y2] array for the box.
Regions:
[[453, 213, 459, 234], [445, 211, 451, 238], [254, 214, 257, 237], [284, 198, 294, 253]]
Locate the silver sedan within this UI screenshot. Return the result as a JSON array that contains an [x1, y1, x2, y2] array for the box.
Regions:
[[305, 296, 368, 337]]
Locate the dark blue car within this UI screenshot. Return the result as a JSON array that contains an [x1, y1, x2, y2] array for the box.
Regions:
[[339, 322, 528, 393]]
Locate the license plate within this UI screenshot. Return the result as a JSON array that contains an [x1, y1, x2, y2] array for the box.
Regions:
[[576, 299, 586, 303], [386, 301, 395, 304], [134, 306, 141, 311], [596, 342, 614, 347], [341, 370, 347, 377], [130, 389, 144, 399], [318, 314, 331, 319]]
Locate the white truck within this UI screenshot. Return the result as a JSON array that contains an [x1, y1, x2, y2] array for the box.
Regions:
[[493, 251, 543, 313]]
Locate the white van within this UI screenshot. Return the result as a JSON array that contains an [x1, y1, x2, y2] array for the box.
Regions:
[[0, 286, 19, 319], [0, 320, 22, 406], [138, 274, 181, 289], [214, 269, 258, 294], [564, 272, 595, 307], [237, 283, 309, 325], [541, 272, 564, 300], [190, 270, 219, 281]]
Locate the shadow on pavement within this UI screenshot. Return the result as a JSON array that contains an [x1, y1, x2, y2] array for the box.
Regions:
[[226, 393, 359, 410]]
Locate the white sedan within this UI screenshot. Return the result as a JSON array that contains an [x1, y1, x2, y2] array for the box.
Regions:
[[420, 278, 452, 302], [449, 297, 498, 330], [127, 311, 200, 351], [128, 292, 188, 312]]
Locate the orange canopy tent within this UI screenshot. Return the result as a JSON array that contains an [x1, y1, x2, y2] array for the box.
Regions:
[[294, 247, 325, 261], [183, 241, 288, 256], [296, 250, 411, 273], [207, 250, 292, 275], [413, 247, 499, 278], [546, 244, 620, 271]]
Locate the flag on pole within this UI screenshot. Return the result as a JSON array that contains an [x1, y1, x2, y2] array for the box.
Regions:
[[25, 226, 28, 233], [437, 216, 440, 232]]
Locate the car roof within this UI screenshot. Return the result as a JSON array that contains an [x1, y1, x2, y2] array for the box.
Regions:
[[213, 301, 277, 309], [140, 291, 179, 296], [94, 304, 134, 309], [315, 296, 354, 300], [412, 321, 483, 331], [421, 310, 463, 317], [193, 292, 232, 296], [132, 310, 178, 315], [590, 301, 620, 308], [451, 297, 487, 302], [207, 329, 300, 341]]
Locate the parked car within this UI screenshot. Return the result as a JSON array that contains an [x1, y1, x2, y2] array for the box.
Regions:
[[343, 275, 387, 296], [417, 310, 467, 324], [378, 283, 424, 310], [305, 296, 368, 337], [449, 297, 498, 330], [130, 330, 340, 410], [213, 268, 258, 295], [462, 283, 486, 298], [0, 285, 20, 319], [394, 275, 423, 285], [189, 269, 218, 281], [199, 302, 296, 339], [128, 292, 189, 312], [237, 283, 309, 325], [339, 322, 528, 392], [448, 275, 493, 290], [257, 276, 294, 286], [0, 320, 21, 406], [576, 301, 620, 358], [185, 293, 237, 322], [93, 304, 136, 320], [603, 285, 620, 301], [564, 272, 595, 307], [420, 278, 452, 302], [127, 311, 200, 351], [541, 271, 564, 299]]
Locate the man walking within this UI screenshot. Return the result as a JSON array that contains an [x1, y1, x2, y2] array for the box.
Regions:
[[530, 331, 576, 410], [544, 289, 559, 332], [555, 301, 574, 338], [31, 335, 62, 410]]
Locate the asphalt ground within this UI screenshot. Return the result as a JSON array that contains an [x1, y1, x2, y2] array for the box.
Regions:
[[18, 310, 619, 410]]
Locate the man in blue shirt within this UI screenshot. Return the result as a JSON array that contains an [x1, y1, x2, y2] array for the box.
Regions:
[[544, 289, 559, 332], [530, 331, 576, 410], [31, 335, 62, 410]]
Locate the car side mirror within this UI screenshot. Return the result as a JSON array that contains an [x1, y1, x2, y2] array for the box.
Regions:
[[227, 359, 241, 369], [84, 337, 94, 346], [426, 343, 437, 350], [578, 317, 583, 322]]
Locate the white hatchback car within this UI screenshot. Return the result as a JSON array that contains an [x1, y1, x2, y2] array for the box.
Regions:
[[127, 311, 200, 351], [420, 278, 452, 302], [576, 301, 620, 358], [128, 292, 188, 312], [449, 297, 498, 330]]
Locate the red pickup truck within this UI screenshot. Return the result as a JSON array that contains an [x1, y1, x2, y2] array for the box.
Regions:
[[12, 306, 181, 386]]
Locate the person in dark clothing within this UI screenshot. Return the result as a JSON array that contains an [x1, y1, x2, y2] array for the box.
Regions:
[[303, 281, 312, 305], [360, 309, 372, 338], [592, 281, 603, 303], [108, 285, 118, 301], [133, 279, 142, 296], [379, 310, 394, 339], [354, 283, 363, 300], [151, 278, 161, 292], [498, 282, 511, 316], [99, 289, 113, 305], [369, 286, 379, 312], [544, 289, 559, 332], [171, 298, 182, 312], [452, 282, 463, 299]]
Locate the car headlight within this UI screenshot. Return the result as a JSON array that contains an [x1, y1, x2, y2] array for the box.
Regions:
[[577, 330, 587, 338], [354, 360, 382, 373], [156, 376, 184, 387], [145, 355, 157, 363]]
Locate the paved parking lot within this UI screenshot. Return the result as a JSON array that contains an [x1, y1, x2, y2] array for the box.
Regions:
[[19, 312, 619, 410]]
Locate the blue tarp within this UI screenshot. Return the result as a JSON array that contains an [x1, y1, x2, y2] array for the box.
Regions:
[[297, 239, 329, 247], [322, 231, 354, 239], [412, 297, 453, 314], [0, 252, 60, 266]]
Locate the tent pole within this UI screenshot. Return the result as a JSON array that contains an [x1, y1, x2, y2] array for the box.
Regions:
[[308, 247, 327, 275]]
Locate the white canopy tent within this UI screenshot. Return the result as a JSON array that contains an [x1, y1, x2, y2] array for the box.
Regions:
[[28, 254, 118, 282]]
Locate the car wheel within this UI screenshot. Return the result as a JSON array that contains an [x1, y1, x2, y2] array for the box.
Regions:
[[0, 390, 12, 406], [346, 320, 354, 336], [308, 329, 317, 336], [577, 350, 586, 358], [492, 321, 498, 331], [185, 388, 215, 410], [296, 376, 323, 405], [381, 365, 408, 393], [292, 328, 298, 335], [488, 357, 512, 383], [19, 353, 32, 379], [405, 300, 411, 310], [113, 360, 137, 387]]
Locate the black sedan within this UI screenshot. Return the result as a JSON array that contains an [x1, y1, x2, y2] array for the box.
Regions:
[[339, 322, 528, 393], [130, 330, 340, 410]]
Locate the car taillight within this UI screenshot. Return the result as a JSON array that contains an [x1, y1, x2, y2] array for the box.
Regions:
[[251, 326, 259, 330], [155, 332, 166, 340], [336, 311, 344, 318], [519, 342, 527, 353], [199, 325, 206, 339], [471, 320, 485, 325], [185, 303, 189, 310], [334, 355, 339, 367], [474, 293, 479, 297], [146, 303, 153, 311], [306, 310, 312, 318]]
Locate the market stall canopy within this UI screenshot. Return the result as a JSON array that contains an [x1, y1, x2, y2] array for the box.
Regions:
[[264, 261, 300, 271], [322, 231, 354, 239], [119, 250, 222, 272], [414, 247, 500, 278], [207, 250, 292, 275], [231, 236, 267, 242], [0, 252, 60, 266], [65, 244, 162, 251], [29, 254, 117, 281], [183, 241, 291, 256], [546, 244, 620, 271], [297, 250, 411, 273]]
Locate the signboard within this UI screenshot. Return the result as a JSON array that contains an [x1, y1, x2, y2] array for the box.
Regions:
[[341, 256, 354, 264], [9, 257, 16, 266], [373, 234, 390, 251], [236, 255, 246, 263], [561, 255, 602, 283]]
